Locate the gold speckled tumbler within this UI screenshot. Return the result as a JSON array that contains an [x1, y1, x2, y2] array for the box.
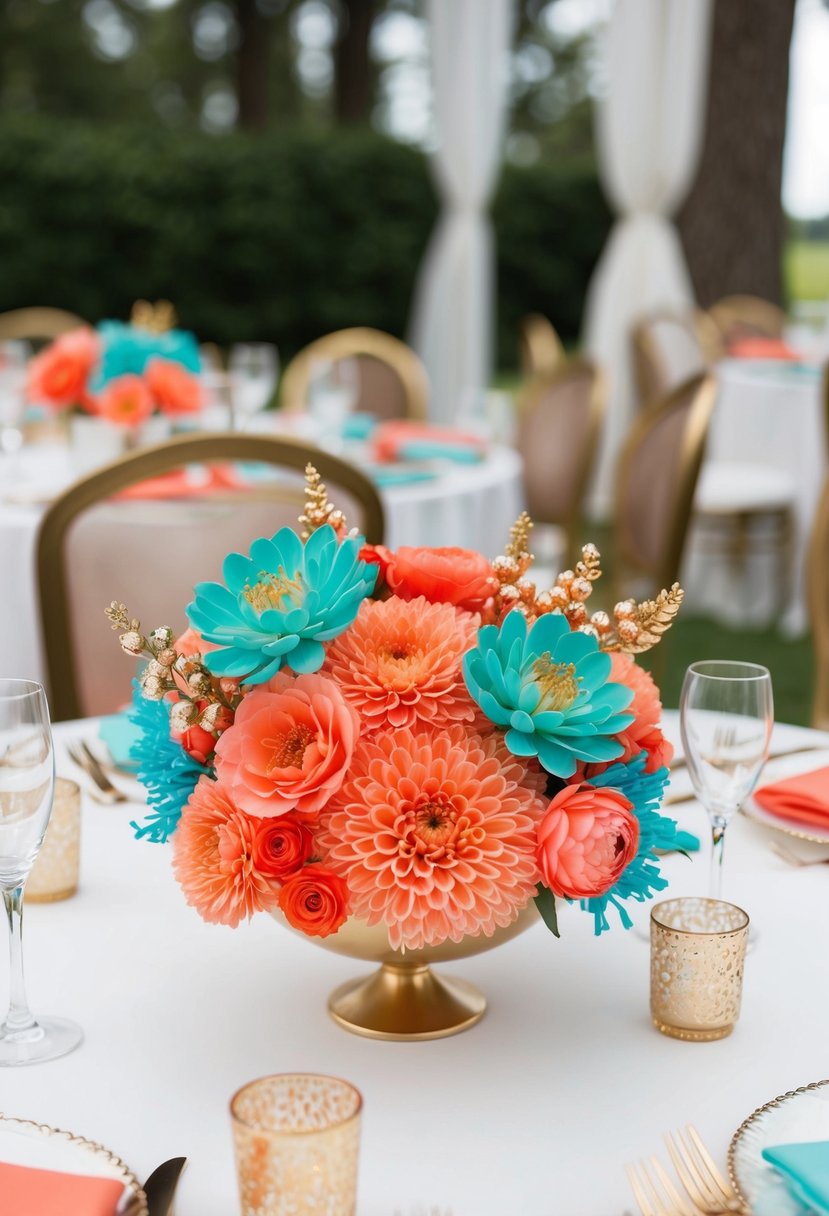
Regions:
[[26, 778, 80, 903]]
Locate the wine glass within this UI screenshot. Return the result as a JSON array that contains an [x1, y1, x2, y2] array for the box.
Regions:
[[0, 341, 29, 478], [0, 680, 83, 1064], [228, 343, 279, 428], [307, 357, 360, 446], [679, 661, 773, 900]]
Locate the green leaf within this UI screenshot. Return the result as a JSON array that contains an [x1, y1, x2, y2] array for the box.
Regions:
[[534, 884, 560, 938]]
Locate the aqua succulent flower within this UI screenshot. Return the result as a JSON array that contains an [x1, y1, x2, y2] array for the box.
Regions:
[[462, 610, 634, 778], [186, 524, 376, 686], [579, 753, 676, 934], [128, 684, 211, 844]]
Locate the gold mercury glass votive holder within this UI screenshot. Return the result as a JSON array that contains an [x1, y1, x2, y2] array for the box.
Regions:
[[650, 897, 749, 1042], [230, 1073, 362, 1216], [26, 777, 81, 903]]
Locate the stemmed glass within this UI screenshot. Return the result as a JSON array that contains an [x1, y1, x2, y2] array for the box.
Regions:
[[679, 661, 773, 900], [228, 343, 280, 428], [0, 680, 83, 1064], [0, 340, 29, 481]]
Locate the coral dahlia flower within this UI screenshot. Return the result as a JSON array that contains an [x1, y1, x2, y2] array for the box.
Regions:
[[317, 725, 547, 950], [323, 596, 482, 735]]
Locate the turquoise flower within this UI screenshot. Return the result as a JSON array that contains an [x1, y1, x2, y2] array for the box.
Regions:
[[92, 319, 201, 390], [128, 685, 211, 843], [463, 610, 635, 778], [580, 753, 677, 934], [186, 524, 376, 686]]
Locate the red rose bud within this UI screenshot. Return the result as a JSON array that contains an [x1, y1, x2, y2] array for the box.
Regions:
[[252, 814, 315, 880], [279, 864, 349, 937]]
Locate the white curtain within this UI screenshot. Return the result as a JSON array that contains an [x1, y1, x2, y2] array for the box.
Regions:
[[410, 0, 513, 423], [584, 0, 713, 513]]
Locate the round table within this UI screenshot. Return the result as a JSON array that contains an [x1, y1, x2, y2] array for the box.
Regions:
[[4, 712, 828, 1215]]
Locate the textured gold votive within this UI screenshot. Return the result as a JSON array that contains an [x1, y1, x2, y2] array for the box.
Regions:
[[26, 778, 81, 903], [230, 1073, 362, 1216], [650, 897, 749, 1042]]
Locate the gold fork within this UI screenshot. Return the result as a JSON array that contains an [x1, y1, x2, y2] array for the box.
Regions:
[[66, 741, 129, 803], [664, 1126, 748, 1214], [626, 1158, 702, 1216]]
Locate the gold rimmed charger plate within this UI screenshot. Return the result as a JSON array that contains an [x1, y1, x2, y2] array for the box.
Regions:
[[728, 1079, 829, 1214], [0, 1114, 148, 1215]]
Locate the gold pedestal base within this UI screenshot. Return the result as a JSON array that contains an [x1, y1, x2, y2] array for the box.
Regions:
[[328, 962, 487, 1041]]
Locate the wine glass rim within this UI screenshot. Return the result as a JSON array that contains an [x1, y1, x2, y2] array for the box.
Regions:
[[685, 660, 771, 682], [0, 679, 46, 701]]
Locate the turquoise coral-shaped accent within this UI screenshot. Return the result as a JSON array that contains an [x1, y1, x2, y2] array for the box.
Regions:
[[128, 685, 210, 843]]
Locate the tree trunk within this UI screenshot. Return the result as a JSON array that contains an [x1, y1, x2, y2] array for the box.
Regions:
[[334, 0, 375, 123], [678, 0, 795, 307], [236, 0, 270, 130]]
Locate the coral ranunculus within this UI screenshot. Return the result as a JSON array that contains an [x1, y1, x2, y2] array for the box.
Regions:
[[146, 356, 203, 415], [323, 595, 482, 735], [317, 725, 547, 951], [213, 671, 359, 818], [537, 783, 639, 901], [252, 813, 316, 880], [171, 777, 280, 927], [381, 546, 497, 612], [26, 327, 100, 408], [279, 864, 349, 937], [97, 373, 155, 427]]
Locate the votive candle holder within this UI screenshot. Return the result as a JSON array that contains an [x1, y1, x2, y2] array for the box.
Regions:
[[26, 777, 81, 903]]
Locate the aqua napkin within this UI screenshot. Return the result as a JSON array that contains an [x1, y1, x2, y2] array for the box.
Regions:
[[398, 441, 483, 464], [341, 412, 377, 440], [762, 1141, 829, 1213], [98, 712, 141, 773], [369, 467, 439, 487]]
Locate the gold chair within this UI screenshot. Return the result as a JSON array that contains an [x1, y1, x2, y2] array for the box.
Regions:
[[707, 295, 787, 346], [280, 327, 429, 421], [808, 476, 829, 730], [36, 433, 384, 721], [631, 310, 723, 407], [0, 307, 86, 343], [516, 357, 606, 566], [614, 373, 718, 598], [518, 313, 565, 379]]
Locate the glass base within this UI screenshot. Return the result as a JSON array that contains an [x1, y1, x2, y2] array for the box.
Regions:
[[0, 1016, 83, 1066]]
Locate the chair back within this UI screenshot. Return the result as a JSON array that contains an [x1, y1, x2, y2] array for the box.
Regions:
[[631, 310, 721, 407], [518, 313, 565, 379], [36, 434, 384, 721], [708, 295, 786, 345], [281, 328, 429, 421], [808, 476, 829, 730], [0, 307, 86, 343], [516, 357, 606, 560], [615, 373, 718, 596]]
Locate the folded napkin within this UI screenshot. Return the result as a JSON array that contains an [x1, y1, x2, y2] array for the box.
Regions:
[[728, 337, 800, 361], [99, 711, 141, 772], [0, 1160, 125, 1215], [753, 766, 829, 828], [341, 412, 378, 440], [762, 1141, 829, 1214], [368, 467, 439, 488], [116, 464, 242, 501], [373, 421, 486, 464]]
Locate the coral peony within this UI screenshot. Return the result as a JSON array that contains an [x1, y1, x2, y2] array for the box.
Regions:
[[317, 725, 547, 951], [214, 671, 359, 818], [26, 327, 99, 408], [146, 356, 203, 415], [171, 777, 280, 927], [252, 814, 316, 880], [323, 596, 482, 735], [279, 864, 349, 937], [609, 653, 674, 773], [379, 546, 497, 612], [537, 783, 639, 901], [97, 373, 155, 427]]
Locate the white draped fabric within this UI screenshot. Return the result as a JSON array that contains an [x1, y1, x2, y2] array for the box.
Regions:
[[584, 0, 713, 513], [410, 0, 513, 423]]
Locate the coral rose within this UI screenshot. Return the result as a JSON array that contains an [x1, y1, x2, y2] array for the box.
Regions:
[[252, 814, 316, 880], [609, 653, 674, 774], [179, 722, 216, 766], [537, 783, 639, 900], [26, 327, 99, 408], [97, 374, 155, 427], [279, 864, 349, 937], [323, 595, 483, 735], [146, 356, 203, 415], [380, 546, 497, 612], [171, 777, 280, 927], [213, 671, 359, 818]]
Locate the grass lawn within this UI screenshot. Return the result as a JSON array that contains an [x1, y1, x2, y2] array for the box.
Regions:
[[785, 240, 829, 302]]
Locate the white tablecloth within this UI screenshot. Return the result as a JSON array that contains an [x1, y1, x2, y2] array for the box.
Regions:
[[0, 445, 523, 686], [4, 712, 828, 1215], [683, 359, 825, 633]]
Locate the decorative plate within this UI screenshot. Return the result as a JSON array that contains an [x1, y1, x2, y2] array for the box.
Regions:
[[741, 747, 829, 845], [0, 1114, 148, 1215], [729, 1079, 829, 1216]]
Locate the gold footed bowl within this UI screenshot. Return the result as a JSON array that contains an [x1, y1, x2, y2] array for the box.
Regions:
[[276, 905, 539, 1041]]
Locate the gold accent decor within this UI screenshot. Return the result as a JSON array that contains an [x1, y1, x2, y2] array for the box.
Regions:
[[728, 1078, 829, 1209], [276, 905, 538, 1040], [26, 778, 80, 904], [604, 583, 685, 654], [298, 464, 347, 540], [130, 299, 177, 334]]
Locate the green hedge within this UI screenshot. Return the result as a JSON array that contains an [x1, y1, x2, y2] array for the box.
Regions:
[[0, 120, 610, 369]]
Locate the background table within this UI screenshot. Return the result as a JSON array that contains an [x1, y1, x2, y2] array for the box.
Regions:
[[3, 712, 827, 1215]]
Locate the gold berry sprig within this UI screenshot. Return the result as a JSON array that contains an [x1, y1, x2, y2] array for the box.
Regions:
[[298, 464, 347, 541]]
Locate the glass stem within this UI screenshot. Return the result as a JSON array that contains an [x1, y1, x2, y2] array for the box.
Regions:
[[709, 817, 728, 900], [3, 886, 35, 1033]]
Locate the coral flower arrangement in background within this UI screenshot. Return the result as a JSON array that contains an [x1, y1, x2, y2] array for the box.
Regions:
[[27, 299, 202, 426], [108, 466, 685, 946]]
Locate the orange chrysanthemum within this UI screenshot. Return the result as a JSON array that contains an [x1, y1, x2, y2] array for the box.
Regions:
[[317, 725, 547, 950], [323, 596, 482, 735], [171, 777, 280, 927]]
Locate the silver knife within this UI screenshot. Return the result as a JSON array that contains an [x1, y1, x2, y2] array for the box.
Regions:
[[143, 1157, 187, 1216]]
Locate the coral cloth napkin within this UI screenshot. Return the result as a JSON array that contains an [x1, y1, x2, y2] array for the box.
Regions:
[[116, 464, 242, 501], [0, 1160, 125, 1214], [728, 337, 800, 361], [762, 1141, 829, 1214], [373, 421, 486, 463], [753, 766, 829, 828]]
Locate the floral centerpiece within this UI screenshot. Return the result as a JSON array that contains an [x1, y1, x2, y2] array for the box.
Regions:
[[28, 300, 202, 427]]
